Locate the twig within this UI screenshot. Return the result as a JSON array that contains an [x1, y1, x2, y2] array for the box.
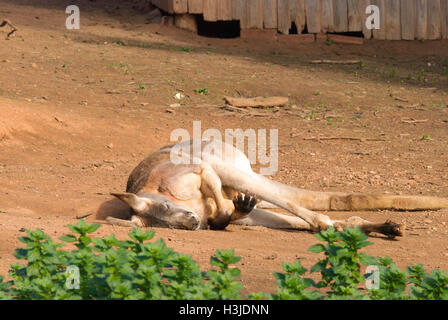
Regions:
[[401, 118, 429, 124], [76, 211, 94, 219], [221, 105, 248, 113], [224, 96, 289, 108], [303, 136, 387, 142], [0, 19, 17, 39], [394, 96, 408, 102], [310, 59, 360, 65]]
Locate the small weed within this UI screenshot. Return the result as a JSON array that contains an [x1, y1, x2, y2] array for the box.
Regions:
[[359, 60, 365, 69], [422, 134, 430, 141], [194, 87, 209, 95], [307, 110, 316, 120], [139, 83, 146, 90], [390, 68, 397, 78], [116, 40, 125, 46], [417, 68, 426, 82], [325, 39, 333, 46]]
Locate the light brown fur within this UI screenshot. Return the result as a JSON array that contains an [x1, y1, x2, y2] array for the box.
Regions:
[[106, 140, 448, 239]]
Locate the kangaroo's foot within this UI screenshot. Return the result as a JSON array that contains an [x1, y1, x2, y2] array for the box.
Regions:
[[334, 217, 404, 239]]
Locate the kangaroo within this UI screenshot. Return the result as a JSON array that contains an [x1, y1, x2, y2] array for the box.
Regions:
[[106, 139, 448, 239]]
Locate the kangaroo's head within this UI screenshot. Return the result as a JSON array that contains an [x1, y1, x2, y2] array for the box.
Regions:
[[111, 192, 201, 230]]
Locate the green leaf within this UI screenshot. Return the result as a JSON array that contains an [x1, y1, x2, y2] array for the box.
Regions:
[[308, 244, 326, 253], [359, 253, 377, 266], [59, 235, 77, 243]]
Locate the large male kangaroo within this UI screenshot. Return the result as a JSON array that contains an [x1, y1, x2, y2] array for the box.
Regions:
[[106, 139, 448, 239]]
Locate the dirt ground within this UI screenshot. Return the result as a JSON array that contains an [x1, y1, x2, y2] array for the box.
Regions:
[[1, 0, 448, 295]]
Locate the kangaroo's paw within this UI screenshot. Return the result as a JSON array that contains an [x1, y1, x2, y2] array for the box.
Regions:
[[372, 220, 405, 239], [233, 192, 257, 214]]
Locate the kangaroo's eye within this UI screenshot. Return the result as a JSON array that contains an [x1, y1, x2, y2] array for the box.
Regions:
[[162, 202, 171, 210]]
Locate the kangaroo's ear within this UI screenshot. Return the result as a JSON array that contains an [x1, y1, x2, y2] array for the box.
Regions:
[[111, 193, 151, 214]]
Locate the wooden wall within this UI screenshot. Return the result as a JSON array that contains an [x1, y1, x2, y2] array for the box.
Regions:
[[149, 0, 448, 39]]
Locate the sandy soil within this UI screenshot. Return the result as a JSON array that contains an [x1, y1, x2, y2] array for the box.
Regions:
[[0, 0, 447, 294]]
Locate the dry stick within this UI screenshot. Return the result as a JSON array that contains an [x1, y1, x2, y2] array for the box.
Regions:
[[401, 119, 429, 124], [224, 96, 289, 108], [310, 59, 360, 64], [0, 19, 17, 39], [303, 137, 388, 142], [76, 211, 94, 219]]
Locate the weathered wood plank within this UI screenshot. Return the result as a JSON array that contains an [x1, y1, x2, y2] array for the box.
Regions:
[[333, 0, 348, 32], [231, 0, 244, 20], [427, 0, 441, 39], [217, 0, 233, 21], [292, 0, 307, 33], [263, 0, 278, 29], [277, 0, 291, 34], [305, 0, 321, 33], [416, 0, 428, 40], [385, 0, 401, 40], [173, 0, 188, 13], [188, 0, 203, 14], [361, 0, 373, 39], [441, 0, 448, 39], [203, 0, 218, 21], [347, 0, 362, 32], [244, 0, 264, 29], [401, 0, 416, 40], [321, 0, 334, 33], [372, 0, 386, 39]]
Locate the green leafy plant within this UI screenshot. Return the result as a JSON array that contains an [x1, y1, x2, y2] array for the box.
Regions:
[[0, 222, 446, 300]]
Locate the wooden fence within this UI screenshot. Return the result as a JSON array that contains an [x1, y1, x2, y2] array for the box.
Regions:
[[149, 0, 448, 40]]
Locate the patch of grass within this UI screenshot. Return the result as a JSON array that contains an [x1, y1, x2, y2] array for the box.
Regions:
[[325, 39, 333, 46], [307, 110, 316, 120], [417, 68, 426, 82], [194, 87, 209, 95], [140, 42, 152, 48]]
